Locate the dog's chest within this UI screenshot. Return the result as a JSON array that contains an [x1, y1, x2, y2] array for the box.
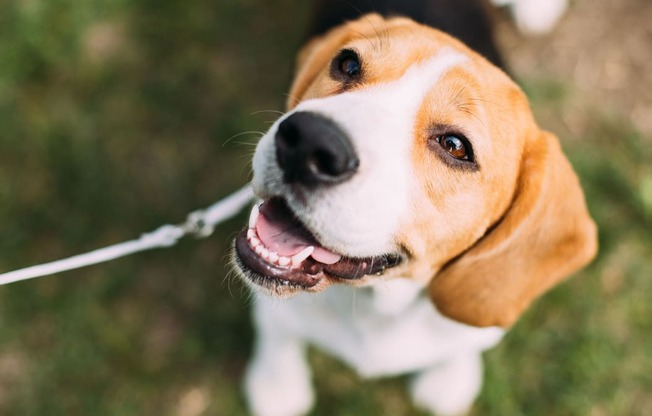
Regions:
[[253, 279, 504, 378]]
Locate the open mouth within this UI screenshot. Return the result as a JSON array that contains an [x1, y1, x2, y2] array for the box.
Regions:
[[234, 197, 402, 291]]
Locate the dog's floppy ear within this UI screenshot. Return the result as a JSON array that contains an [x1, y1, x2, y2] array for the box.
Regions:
[[429, 131, 598, 328]]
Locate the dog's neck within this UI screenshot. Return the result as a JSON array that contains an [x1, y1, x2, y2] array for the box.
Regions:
[[365, 277, 427, 316]]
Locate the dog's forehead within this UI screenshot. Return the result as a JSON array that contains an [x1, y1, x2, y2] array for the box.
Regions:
[[294, 19, 474, 102], [299, 18, 521, 121], [353, 47, 470, 113], [343, 20, 502, 86]]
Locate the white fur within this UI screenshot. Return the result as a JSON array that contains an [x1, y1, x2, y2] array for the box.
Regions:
[[491, 0, 569, 35], [246, 280, 504, 416]]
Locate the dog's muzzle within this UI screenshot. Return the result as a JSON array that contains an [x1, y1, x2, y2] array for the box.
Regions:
[[233, 111, 404, 292]]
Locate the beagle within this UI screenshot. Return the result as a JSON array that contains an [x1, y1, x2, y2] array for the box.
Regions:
[[232, 5, 597, 416]]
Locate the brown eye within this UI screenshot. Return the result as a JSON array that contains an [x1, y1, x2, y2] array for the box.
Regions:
[[438, 135, 470, 160], [331, 49, 362, 83], [428, 128, 477, 170]]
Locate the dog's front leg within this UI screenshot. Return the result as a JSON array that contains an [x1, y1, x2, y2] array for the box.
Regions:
[[409, 352, 484, 416], [244, 303, 314, 416]]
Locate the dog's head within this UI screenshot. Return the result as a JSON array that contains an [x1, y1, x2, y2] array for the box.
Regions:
[[233, 14, 597, 327]]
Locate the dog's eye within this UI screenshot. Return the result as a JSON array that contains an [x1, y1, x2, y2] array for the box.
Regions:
[[331, 49, 362, 82], [439, 135, 468, 159], [427, 129, 478, 171], [436, 135, 472, 161], [339, 55, 360, 77]]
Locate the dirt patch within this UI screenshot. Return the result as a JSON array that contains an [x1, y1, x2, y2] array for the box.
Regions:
[[495, 0, 652, 136]]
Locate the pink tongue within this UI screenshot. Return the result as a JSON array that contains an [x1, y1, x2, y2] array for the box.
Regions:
[[255, 201, 342, 265]]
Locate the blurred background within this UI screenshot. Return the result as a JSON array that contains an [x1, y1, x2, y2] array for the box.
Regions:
[[0, 0, 650, 414]]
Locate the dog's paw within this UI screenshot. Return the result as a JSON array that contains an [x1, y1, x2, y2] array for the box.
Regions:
[[244, 342, 314, 416], [409, 353, 483, 416]]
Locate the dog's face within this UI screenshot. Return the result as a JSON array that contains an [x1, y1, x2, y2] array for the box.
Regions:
[[234, 15, 597, 327]]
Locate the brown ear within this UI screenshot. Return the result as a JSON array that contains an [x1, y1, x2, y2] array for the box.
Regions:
[[429, 131, 598, 328]]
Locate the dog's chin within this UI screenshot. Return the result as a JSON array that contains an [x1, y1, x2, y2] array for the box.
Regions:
[[232, 197, 403, 297]]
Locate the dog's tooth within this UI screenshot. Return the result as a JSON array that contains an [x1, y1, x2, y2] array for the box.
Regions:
[[278, 256, 290, 267], [247, 229, 255, 239], [250, 237, 260, 248], [248, 203, 260, 229], [261, 248, 269, 259], [255, 245, 264, 255], [291, 246, 314, 267], [269, 252, 279, 263]]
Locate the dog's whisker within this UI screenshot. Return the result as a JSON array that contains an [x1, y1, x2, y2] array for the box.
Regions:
[[468, 96, 508, 111], [251, 109, 285, 116], [351, 29, 383, 54], [233, 141, 260, 147], [359, 4, 387, 52], [223, 131, 266, 147], [460, 106, 490, 135]]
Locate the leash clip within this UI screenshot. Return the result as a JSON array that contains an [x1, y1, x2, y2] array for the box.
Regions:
[[182, 210, 215, 239]]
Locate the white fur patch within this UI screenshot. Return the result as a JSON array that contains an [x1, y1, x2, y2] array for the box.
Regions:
[[246, 280, 504, 415], [491, 0, 569, 35]]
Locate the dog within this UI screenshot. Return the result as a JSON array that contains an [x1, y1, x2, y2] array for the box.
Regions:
[[233, 1, 597, 414]]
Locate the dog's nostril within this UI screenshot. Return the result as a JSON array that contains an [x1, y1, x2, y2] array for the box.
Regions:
[[309, 150, 338, 177], [275, 111, 359, 187], [277, 122, 300, 148]]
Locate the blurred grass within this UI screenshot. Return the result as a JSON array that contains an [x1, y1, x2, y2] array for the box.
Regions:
[[0, 1, 650, 415]]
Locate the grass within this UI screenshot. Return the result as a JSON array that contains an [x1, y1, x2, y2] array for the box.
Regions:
[[0, 1, 650, 415]]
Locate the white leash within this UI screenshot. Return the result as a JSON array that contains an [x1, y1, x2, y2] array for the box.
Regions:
[[0, 185, 255, 286]]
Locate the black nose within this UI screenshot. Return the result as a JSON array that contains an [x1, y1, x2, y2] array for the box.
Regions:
[[275, 111, 359, 186]]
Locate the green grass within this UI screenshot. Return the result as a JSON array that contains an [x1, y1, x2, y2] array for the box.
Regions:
[[0, 1, 650, 415]]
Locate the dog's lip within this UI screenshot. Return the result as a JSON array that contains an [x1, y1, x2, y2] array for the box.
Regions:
[[233, 198, 403, 288], [235, 230, 325, 288], [235, 230, 403, 288]]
